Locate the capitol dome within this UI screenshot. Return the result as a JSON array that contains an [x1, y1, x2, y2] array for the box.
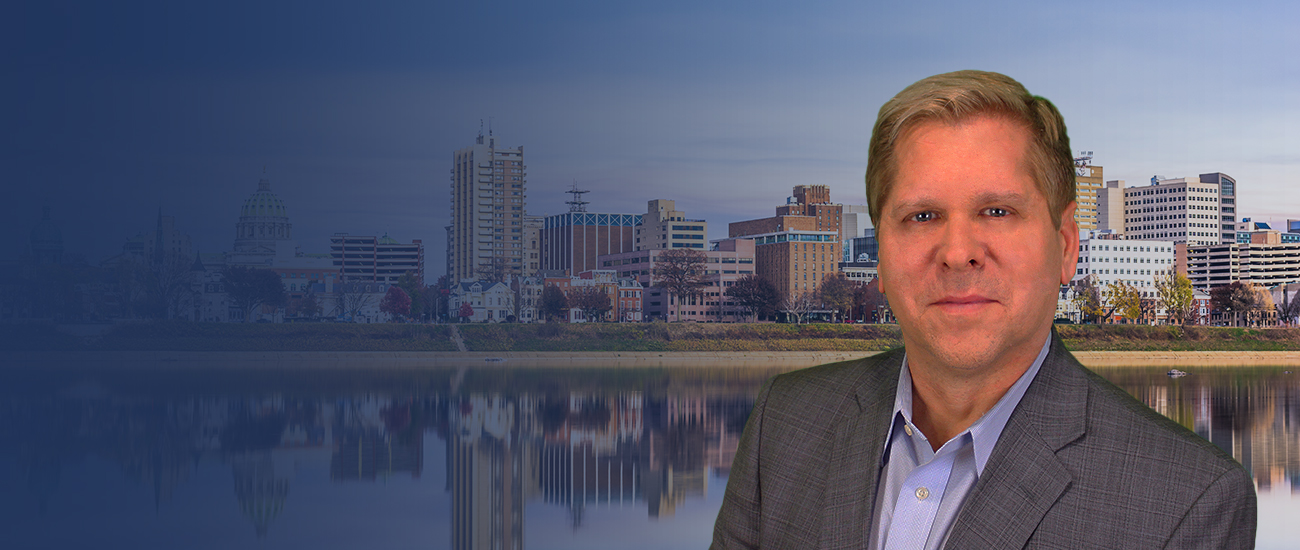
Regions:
[[240, 179, 288, 218], [233, 177, 293, 258]]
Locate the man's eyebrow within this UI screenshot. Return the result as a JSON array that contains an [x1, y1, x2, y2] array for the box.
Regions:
[[971, 191, 1033, 206], [888, 192, 1032, 214]]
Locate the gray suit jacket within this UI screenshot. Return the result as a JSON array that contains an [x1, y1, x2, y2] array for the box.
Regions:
[[712, 333, 1257, 549]]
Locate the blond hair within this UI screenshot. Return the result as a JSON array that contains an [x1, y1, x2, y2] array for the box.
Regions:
[[864, 70, 1075, 229]]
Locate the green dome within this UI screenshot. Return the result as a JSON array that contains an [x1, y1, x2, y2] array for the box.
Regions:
[[240, 178, 288, 219]]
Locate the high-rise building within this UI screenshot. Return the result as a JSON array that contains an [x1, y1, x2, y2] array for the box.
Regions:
[[635, 199, 707, 251], [1200, 172, 1238, 244], [330, 233, 424, 283], [542, 211, 641, 275], [1096, 180, 1125, 235], [1123, 174, 1236, 246], [730, 186, 842, 298], [840, 205, 872, 262], [522, 214, 543, 276], [540, 186, 641, 275], [450, 133, 526, 282], [1073, 157, 1103, 231]]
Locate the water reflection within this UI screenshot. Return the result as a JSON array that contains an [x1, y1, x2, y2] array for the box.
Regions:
[[0, 362, 1294, 549], [1095, 367, 1300, 497]]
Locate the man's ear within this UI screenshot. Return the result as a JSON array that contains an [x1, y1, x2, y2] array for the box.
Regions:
[[1058, 201, 1080, 286]]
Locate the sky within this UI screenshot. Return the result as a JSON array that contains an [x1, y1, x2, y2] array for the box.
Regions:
[[4, 0, 1298, 280]]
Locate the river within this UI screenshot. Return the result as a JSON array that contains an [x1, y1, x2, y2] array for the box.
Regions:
[[0, 358, 1292, 549]]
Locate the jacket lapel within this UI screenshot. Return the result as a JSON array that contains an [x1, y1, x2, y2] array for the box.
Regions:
[[821, 350, 903, 549], [944, 332, 1088, 549]]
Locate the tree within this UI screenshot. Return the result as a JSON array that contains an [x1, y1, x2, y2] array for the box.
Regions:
[[1278, 284, 1300, 327], [1210, 282, 1263, 326], [476, 257, 510, 283], [334, 282, 376, 321], [395, 271, 424, 321], [1104, 281, 1143, 324], [539, 284, 569, 322], [782, 291, 818, 324], [725, 275, 781, 322], [652, 249, 709, 321], [570, 286, 612, 322], [817, 273, 855, 322], [223, 266, 287, 322], [1070, 275, 1106, 324], [1248, 283, 1275, 326], [854, 279, 890, 324], [380, 285, 412, 321], [286, 292, 320, 320], [1154, 269, 1195, 325], [457, 302, 474, 322]]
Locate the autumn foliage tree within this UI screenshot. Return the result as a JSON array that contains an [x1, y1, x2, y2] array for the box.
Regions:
[[457, 302, 474, 322], [1154, 269, 1195, 326], [380, 285, 412, 321], [1070, 275, 1106, 324]]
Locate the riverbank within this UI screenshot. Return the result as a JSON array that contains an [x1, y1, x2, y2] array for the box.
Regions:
[[7, 349, 1300, 369], [2, 321, 1298, 354]]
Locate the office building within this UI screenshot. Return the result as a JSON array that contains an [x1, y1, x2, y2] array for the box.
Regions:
[[1074, 158, 1103, 231], [730, 186, 841, 298], [330, 233, 424, 283], [1075, 233, 1176, 296], [1123, 173, 1237, 246], [598, 238, 754, 322], [840, 205, 873, 262], [1096, 180, 1125, 235], [635, 199, 707, 251], [542, 211, 641, 276], [449, 133, 527, 282]]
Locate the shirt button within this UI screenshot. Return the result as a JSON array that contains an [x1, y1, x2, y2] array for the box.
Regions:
[[904, 424, 914, 437], [916, 487, 930, 501]]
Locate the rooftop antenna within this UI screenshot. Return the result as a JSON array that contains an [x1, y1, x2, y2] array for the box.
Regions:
[[566, 181, 589, 213]]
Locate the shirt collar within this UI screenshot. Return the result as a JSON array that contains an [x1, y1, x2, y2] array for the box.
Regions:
[[889, 334, 1052, 475]]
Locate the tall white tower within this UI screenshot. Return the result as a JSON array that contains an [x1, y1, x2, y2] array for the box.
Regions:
[[450, 131, 526, 282]]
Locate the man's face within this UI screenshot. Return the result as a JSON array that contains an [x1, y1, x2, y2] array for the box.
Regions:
[[876, 115, 1078, 371]]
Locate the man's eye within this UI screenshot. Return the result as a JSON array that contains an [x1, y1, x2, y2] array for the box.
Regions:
[[910, 211, 935, 223], [984, 207, 1009, 217]]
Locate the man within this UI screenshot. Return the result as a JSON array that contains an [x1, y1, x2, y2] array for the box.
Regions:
[[711, 71, 1256, 549]]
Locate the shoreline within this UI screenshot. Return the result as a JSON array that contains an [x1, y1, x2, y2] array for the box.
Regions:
[[6, 350, 1300, 369]]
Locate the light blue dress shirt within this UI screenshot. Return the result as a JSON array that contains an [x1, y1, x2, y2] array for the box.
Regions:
[[869, 336, 1052, 550]]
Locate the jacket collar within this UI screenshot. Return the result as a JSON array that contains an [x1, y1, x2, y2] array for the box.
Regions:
[[944, 329, 1088, 549]]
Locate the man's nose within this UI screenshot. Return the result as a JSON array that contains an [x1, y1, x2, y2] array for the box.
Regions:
[[938, 216, 987, 270]]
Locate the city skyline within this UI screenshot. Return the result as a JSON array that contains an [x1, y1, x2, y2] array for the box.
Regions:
[[5, 1, 1298, 279]]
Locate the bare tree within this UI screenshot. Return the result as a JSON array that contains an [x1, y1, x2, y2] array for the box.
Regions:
[[334, 282, 376, 321], [817, 273, 855, 322], [652, 249, 708, 321], [476, 257, 510, 283], [725, 275, 781, 322], [223, 266, 287, 323], [782, 291, 818, 324], [570, 286, 612, 322]]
